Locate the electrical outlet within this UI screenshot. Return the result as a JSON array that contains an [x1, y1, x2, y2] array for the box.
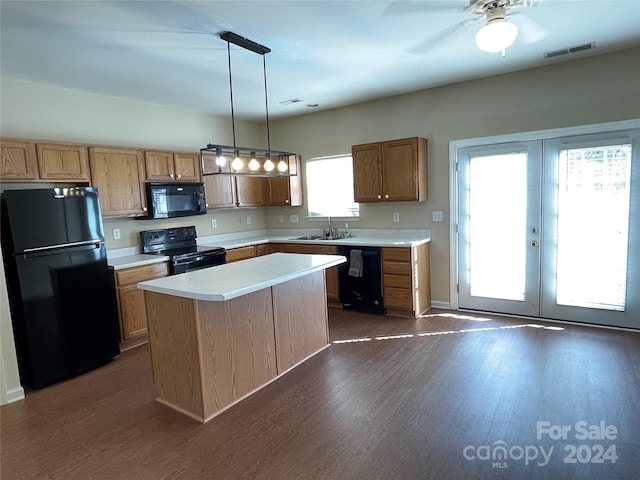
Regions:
[[279, 214, 284, 223], [246, 216, 251, 225], [432, 211, 444, 222], [290, 214, 299, 223], [211, 219, 217, 229], [112, 228, 121, 240], [393, 212, 400, 223]]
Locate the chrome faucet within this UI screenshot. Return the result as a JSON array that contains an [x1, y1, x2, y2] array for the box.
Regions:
[[323, 216, 339, 238]]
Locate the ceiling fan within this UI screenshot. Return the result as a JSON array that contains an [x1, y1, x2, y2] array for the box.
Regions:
[[385, 0, 546, 56]]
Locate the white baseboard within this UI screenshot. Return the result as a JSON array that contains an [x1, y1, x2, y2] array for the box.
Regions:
[[6, 386, 25, 404], [431, 301, 451, 310]]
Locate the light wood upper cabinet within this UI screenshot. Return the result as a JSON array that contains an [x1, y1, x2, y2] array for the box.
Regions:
[[0, 139, 38, 181], [89, 147, 147, 217], [267, 155, 303, 207], [352, 143, 383, 203], [173, 152, 200, 181], [201, 152, 264, 208], [235, 176, 265, 207], [352, 137, 427, 203], [144, 151, 200, 182], [36, 143, 90, 181]]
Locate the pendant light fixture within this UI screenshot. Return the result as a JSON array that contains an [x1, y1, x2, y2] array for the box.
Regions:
[[201, 31, 297, 177]]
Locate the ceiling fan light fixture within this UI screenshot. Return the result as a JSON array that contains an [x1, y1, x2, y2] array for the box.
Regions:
[[476, 18, 518, 53]]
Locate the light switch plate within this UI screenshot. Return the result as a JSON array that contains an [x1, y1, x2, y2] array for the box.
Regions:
[[246, 216, 252, 225], [432, 211, 444, 222], [211, 219, 217, 229], [279, 215, 284, 223], [393, 212, 400, 223], [112, 228, 121, 240], [290, 214, 299, 223]]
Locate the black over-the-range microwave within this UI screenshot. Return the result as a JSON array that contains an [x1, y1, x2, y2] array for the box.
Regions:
[[142, 182, 207, 219]]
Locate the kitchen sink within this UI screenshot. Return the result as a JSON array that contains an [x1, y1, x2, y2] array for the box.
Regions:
[[289, 235, 323, 240]]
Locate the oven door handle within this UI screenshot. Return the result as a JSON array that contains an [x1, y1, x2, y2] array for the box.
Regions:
[[174, 254, 224, 267]]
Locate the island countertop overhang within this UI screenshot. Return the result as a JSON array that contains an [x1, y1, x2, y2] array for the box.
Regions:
[[137, 252, 346, 302]]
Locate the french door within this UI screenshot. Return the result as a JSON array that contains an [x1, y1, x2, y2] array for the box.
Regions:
[[456, 127, 640, 329]]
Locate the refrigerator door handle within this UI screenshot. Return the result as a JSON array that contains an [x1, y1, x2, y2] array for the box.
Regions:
[[22, 239, 102, 254]]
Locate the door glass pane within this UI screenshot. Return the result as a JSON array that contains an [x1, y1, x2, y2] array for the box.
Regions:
[[468, 153, 528, 300], [556, 144, 632, 311]]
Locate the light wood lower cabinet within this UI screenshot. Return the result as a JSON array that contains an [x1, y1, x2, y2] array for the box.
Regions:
[[382, 243, 431, 317], [225, 245, 257, 263], [283, 243, 340, 301], [114, 262, 169, 342]]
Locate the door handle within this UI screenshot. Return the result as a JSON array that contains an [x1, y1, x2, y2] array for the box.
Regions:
[[530, 240, 539, 247]]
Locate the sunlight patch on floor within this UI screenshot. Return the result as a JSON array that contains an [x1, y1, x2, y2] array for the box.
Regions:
[[332, 323, 564, 344]]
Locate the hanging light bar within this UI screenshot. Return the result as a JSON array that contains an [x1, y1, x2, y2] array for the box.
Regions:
[[201, 31, 297, 177]]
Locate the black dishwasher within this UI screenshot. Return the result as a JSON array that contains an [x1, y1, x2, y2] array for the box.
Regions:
[[338, 246, 385, 314]]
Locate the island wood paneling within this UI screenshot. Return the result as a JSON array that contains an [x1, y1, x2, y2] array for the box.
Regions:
[[145, 292, 205, 420], [196, 288, 277, 419], [143, 273, 330, 423], [272, 270, 329, 373]]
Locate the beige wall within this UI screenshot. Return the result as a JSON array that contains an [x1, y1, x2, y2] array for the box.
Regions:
[[266, 46, 640, 304], [1, 47, 639, 401]]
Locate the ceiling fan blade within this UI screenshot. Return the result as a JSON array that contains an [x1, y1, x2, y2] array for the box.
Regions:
[[509, 12, 549, 44], [407, 17, 479, 54]]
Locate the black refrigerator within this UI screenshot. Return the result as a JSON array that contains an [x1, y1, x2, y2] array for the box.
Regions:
[[1, 187, 120, 388]]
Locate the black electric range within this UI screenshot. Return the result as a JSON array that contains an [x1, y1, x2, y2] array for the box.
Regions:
[[140, 226, 226, 275]]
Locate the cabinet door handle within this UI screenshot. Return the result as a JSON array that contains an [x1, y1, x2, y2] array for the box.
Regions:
[[176, 174, 182, 179], [169, 173, 174, 178], [143, 206, 148, 212], [377, 194, 382, 199], [384, 194, 390, 199], [285, 199, 289, 204]]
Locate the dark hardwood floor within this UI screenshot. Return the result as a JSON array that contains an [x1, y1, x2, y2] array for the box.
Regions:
[[2, 308, 639, 479]]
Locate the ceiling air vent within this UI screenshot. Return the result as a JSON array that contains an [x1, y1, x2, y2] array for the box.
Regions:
[[544, 42, 595, 59]]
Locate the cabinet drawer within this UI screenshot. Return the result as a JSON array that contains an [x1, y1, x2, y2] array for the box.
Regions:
[[255, 244, 269, 257], [226, 245, 257, 262], [384, 287, 413, 310], [383, 247, 411, 263], [383, 261, 411, 276], [115, 262, 169, 286], [284, 244, 338, 255], [384, 274, 412, 289]]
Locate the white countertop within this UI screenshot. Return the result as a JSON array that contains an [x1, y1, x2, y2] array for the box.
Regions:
[[107, 228, 430, 270], [137, 252, 346, 301], [198, 229, 430, 250], [108, 254, 169, 270]]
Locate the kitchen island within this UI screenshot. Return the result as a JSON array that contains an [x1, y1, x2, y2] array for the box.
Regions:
[[137, 252, 346, 423]]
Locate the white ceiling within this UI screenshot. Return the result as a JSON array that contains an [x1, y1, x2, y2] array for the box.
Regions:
[[1, 0, 639, 121]]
